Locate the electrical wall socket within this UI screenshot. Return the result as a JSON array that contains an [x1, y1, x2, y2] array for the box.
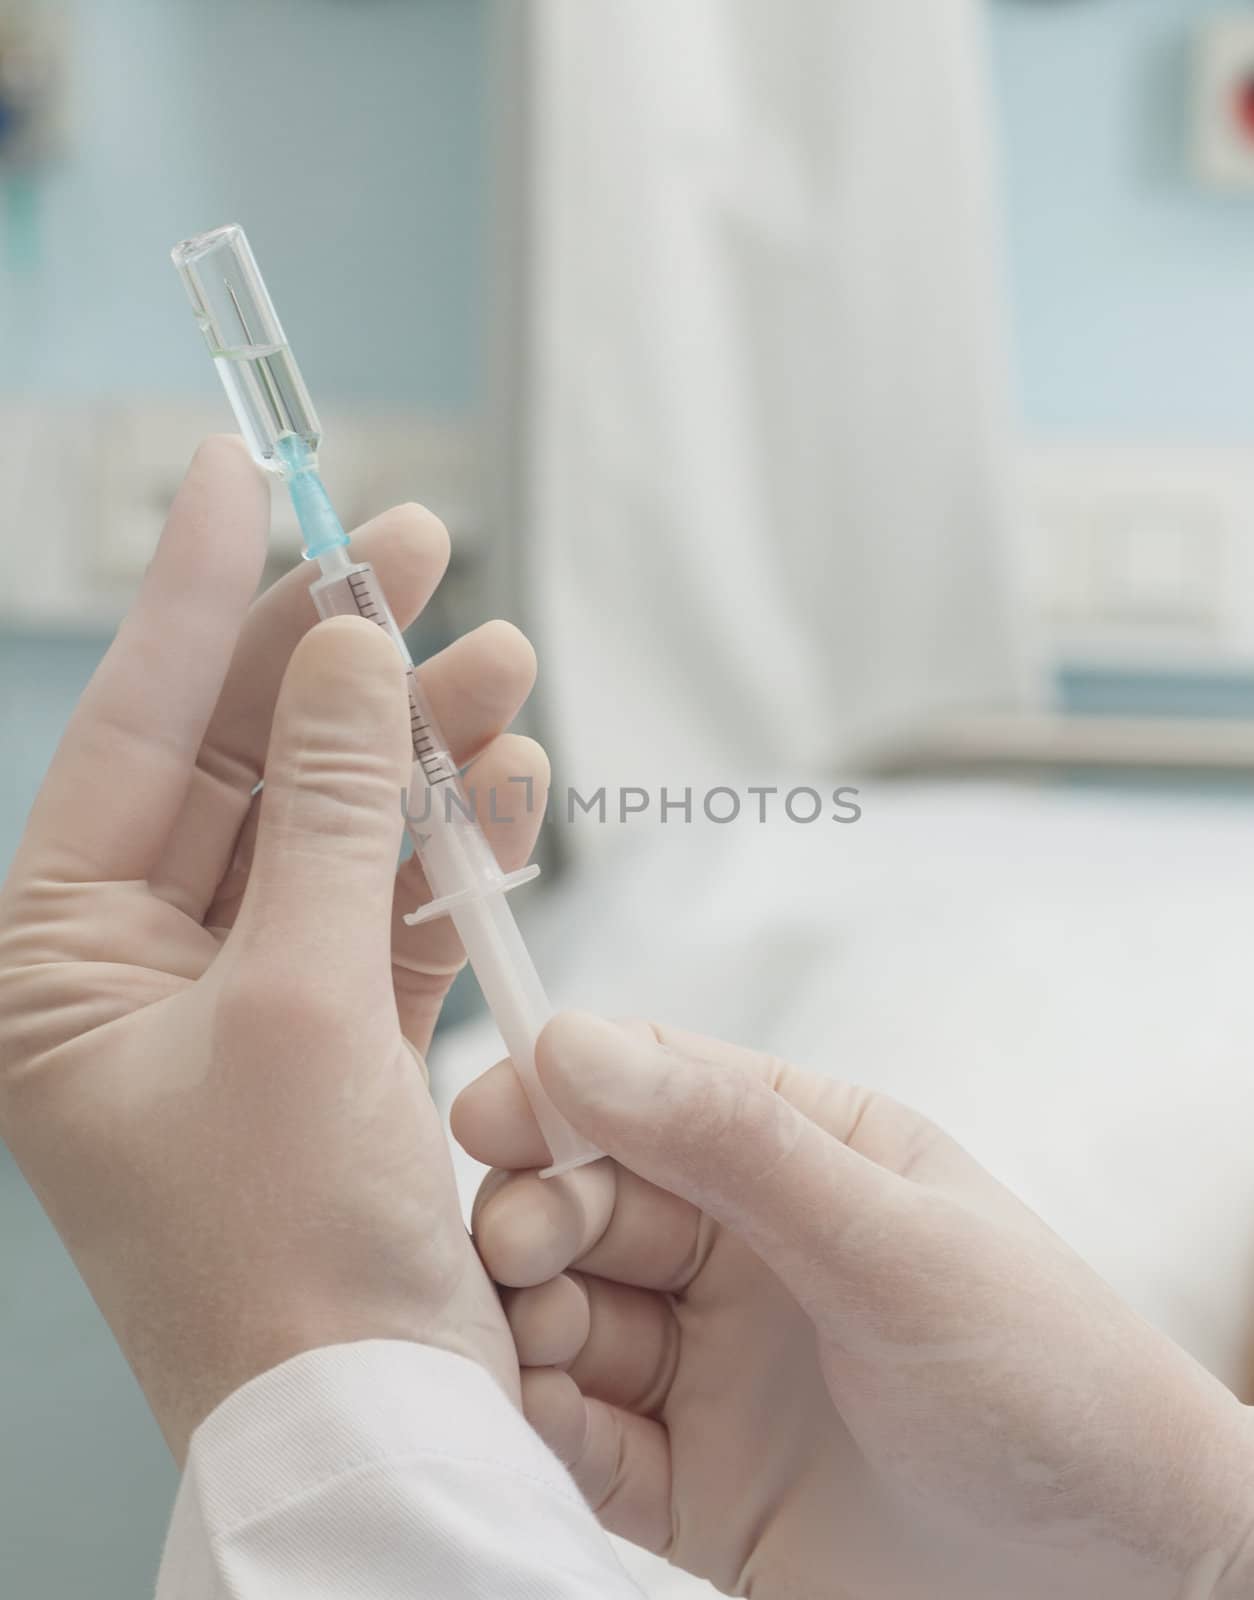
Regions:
[[1019, 443, 1254, 667], [0, 404, 481, 631]]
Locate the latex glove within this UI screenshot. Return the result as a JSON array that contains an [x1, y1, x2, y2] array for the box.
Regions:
[[0, 438, 548, 1458], [453, 1014, 1254, 1599]]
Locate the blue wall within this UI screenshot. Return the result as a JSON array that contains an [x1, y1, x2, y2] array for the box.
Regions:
[[1, 0, 488, 413], [988, 0, 1254, 440], [7, 7, 1249, 461]]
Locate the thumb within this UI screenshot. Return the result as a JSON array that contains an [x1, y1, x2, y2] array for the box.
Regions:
[[235, 615, 411, 967], [535, 1013, 907, 1323]]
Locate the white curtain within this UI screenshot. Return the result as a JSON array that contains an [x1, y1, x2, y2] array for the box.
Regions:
[[504, 0, 1022, 842]]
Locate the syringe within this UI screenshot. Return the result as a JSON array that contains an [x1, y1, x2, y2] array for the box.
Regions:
[[171, 223, 601, 1179]]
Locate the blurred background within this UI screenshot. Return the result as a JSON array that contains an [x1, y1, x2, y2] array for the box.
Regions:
[[5, 1, 1254, 1595]]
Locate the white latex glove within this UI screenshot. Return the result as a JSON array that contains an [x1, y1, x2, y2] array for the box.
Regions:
[[453, 1014, 1254, 1599], [0, 438, 549, 1458]]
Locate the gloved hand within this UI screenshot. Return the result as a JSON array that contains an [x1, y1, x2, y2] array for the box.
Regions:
[[453, 1013, 1254, 1599], [0, 437, 546, 1458]]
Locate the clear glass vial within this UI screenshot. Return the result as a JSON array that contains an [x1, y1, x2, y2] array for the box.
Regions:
[[171, 224, 321, 472]]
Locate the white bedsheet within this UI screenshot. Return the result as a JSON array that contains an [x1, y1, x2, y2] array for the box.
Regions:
[[432, 780, 1254, 1597]]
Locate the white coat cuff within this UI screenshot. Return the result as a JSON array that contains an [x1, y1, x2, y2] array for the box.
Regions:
[[179, 1340, 587, 1533]]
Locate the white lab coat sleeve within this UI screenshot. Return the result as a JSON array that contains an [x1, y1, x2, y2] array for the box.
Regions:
[[155, 1340, 648, 1600]]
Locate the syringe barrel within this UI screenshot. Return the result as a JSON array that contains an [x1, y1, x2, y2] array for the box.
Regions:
[[316, 564, 540, 901], [408, 779, 515, 900], [451, 892, 603, 1177], [310, 555, 602, 1177], [311, 559, 413, 664], [311, 561, 462, 793], [171, 223, 321, 473]]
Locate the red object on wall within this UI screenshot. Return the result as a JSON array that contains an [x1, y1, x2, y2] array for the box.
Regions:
[[1198, 18, 1254, 186], [1234, 77, 1254, 141]]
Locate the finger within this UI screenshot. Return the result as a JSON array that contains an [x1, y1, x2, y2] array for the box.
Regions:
[[521, 1369, 673, 1554], [471, 1156, 705, 1293], [19, 437, 268, 883], [531, 1014, 909, 1334], [503, 1273, 590, 1367], [202, 786, 262, 935], [232, 616, 410, 971], [507, 1274, 680, 1418], [473, 1160, 616, 1288], [391, 734, 549, 1054], [452, 1056, 552, 1171], [150, 502, 450, 921], [417, 619, 538, 770], [453, 1023, 783, 1173], [199, 620, 538, 939]]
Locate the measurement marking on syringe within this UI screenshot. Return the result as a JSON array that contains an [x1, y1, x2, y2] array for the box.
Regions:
[[348, 573, 382, 621], [405, 691, 455, 785], [337, 580, 455, 788]]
